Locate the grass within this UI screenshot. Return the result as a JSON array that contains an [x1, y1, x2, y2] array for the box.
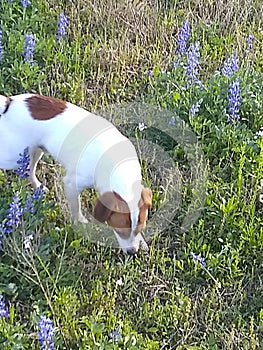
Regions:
[[0, 0, 263, 349]]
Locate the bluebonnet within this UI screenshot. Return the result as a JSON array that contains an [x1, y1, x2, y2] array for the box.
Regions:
[[4, 194, 23, 234], [21, 0, 31, 8], [228, 78, 241, 123], [171, 61, 177, 69], [15, 147, 30, 179], [0, 185, 45, 246], [0, 28, 3, 62], [168, 116, 176, 126], [23, 33, 35, 65], [246, 34, 254, 51], [37, 315, 55, 350], [24, 185, 45, 213], [189, 100, 202, 116], [1, 147, 45, 237], [176, 20, 191, 56], [0, 295, 9, 317], [31, 185, 45, 201], [221, 53, 239, 77], [186, 42, 201, 85], [110, 328, 121, 343], [190, 252, 206, 268], [147, 69, 153, 77], [57, 13, 69, 41]]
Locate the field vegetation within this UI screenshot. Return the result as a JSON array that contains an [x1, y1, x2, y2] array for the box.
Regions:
[[0, 0, 263, 349]]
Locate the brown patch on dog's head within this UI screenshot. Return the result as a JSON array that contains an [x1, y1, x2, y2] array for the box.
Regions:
[[0, 96, 12, 114], [135, 187, 152, 234], [93, 191, 132, 238], [26, 94, 67, 120]]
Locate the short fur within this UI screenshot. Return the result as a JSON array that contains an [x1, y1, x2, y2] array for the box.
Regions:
[[0, 93, 152, 254]]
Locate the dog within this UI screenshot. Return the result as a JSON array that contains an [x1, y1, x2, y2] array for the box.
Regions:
[[0, 93, 152, 255]]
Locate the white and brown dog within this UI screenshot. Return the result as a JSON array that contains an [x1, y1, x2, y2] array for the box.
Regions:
[[0, 93, 152, 255]]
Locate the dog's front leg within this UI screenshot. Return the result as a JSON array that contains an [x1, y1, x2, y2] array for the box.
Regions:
[[29, 147, 44, 189], [63, 176, 88, 224]]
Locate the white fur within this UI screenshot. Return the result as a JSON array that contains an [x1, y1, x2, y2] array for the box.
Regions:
[[0, 93, 148, 254], [114, 230, 149, 255]]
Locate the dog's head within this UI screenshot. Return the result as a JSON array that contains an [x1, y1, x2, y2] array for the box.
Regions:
[[93, 188, 152, 255]]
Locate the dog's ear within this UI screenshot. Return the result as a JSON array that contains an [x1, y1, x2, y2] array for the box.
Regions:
[[141, 188, 152, 209], [93, 192, 117, 223]]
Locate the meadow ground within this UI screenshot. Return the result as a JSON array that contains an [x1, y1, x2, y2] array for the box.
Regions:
[[0, 0, 263, 349]]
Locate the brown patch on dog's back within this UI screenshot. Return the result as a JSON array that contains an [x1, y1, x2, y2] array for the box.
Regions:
[[26, 94, 67, 120]]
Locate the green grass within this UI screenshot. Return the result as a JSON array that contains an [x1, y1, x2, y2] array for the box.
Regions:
[[0, 0, 263, 349]]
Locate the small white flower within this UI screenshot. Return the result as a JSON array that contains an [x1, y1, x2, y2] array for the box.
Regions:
[[254, 127, 263, 140], [24, 234, 34, 249], [259, 194, 263, 204], [116, 278, 124, 286], [138, 122, 147, 131]]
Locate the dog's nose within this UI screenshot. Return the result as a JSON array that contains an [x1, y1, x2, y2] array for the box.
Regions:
[[126, 247, 137, 256]]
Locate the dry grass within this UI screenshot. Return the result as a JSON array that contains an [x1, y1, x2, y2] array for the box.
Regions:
[[43, 0, 263, 109]]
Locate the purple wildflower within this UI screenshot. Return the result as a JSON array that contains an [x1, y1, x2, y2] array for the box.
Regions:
[[147, 69, 153, 77], [190, 252, 206, 268], [21, 0, 31, 8], [110, 328, 121, 343], [190, 100, 202, 116], [186, 42, 201, 85], [228, 78, 241, 123], [4, 194, 23, 234], [168, 117, 176, 126], [0, 28, 3, 62], [221, 53, 239, 77], [23, 33, 35, 65], [57, 13, 69, 41], [32, 185, 45, 201], [171, 61, 177, 69], [37, 315, 55, 350], [246, 34, 254, 51], [15, 147, 30, 179], [0, 295, 9, 318], [24, 185, 45, 213], [176, 20, 191, 56]]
